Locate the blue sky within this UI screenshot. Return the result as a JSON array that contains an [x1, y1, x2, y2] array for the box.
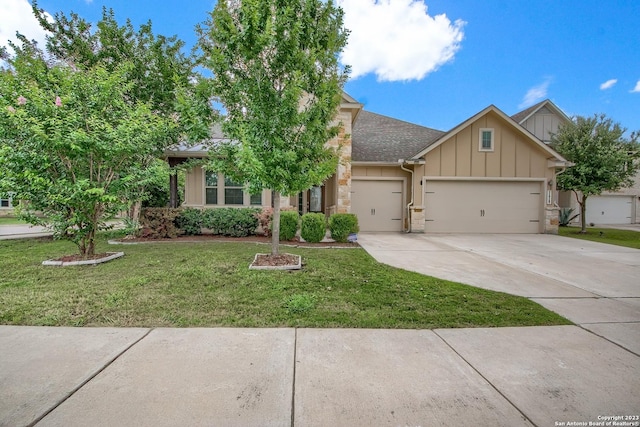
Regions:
[[3, 0, 639, 134]]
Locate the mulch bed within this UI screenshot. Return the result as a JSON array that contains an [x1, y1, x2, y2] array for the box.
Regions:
[[253, 253, 300, 267], [114, 234, 359, 248]]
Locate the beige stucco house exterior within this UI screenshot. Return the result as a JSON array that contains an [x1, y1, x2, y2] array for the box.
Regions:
[[167, 93, 573, 234], [513, 99, 640, 225]]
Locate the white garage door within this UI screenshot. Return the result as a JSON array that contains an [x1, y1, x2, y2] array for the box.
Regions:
[[585, 196, 633, 224], [351, 180, 403, 231], [424, 180, 542, 233]]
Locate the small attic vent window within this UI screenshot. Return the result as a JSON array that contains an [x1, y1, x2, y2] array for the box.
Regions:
[[479, 128, 494, 151]]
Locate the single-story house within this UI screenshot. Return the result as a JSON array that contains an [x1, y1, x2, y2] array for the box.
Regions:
[[166, 92, 573, 234], [513, 99, 640, 225]]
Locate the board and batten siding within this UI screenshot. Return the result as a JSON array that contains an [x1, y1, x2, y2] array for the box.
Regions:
[[520, 106, 565, 143], [185, 165, 204, 206], [423, 113, 548, 178]]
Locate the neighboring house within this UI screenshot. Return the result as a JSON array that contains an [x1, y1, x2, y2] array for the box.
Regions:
[[166, 93, 572, 234], [512, 99, 640, 225], [0, 193, 15, 217]]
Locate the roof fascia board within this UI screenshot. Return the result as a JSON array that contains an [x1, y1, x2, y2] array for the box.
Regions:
[[352, 161, 404, 167]]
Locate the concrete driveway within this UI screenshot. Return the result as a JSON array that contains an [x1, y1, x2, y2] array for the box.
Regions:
[[358, 233, 640, 354]]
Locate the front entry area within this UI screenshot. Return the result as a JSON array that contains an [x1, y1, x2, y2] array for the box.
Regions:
[[424, 180, 543, 233], [351, 179, 404, 232]]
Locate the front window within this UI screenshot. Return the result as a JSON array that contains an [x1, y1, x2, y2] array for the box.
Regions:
[[479, 128, 494, 151], [250, 193, 262, 206], [204, 171, 263, 206], [224, 176, 244, 205], [205, 171, 218, 205]]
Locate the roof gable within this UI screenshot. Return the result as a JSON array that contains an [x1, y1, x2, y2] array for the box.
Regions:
[[413, 105, 568, 163], [511, 99, 571, 125]]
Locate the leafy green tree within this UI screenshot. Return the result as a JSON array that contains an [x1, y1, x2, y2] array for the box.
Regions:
[[32, 1, 216, 213], [197, 0, 349, 256], [0, 40, 174, 256], [552, 115, 640, 232]]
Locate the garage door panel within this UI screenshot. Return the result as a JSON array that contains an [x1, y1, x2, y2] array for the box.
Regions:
[[425, 181, 542, 233], [352, 180, 403, 232], [585, 196, 632, 224]]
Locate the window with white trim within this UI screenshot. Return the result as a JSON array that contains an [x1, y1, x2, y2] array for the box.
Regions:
[[205, 171, 218, 205], [204, 171, 264, 206], [224, 176, 243, 205], [479, 128, 494, 151], [0, 195, 12, 208]]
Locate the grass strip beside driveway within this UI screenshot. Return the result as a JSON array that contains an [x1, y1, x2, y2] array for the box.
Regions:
[[558, 226, 640, 249], [0, 236, 571, 329]]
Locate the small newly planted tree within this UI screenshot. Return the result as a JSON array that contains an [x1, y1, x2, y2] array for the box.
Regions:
[[552, 115, 639, 232], [0, 41, 173, 257], [197, 0, 349, 256]]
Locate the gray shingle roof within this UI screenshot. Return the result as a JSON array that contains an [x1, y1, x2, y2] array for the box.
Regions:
[[352, 111, 445, 162], [510, 100, 546, 124]]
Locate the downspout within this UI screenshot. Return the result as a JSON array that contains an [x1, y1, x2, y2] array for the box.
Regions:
[[399, 161, 414, 233]]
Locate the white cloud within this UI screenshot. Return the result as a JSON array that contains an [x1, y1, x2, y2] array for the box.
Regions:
[[518, 78, 552, 109], [599, 79, 617, 90], [631, 80, 640, 93], [0, 0, 52, 54], [337, 0, 465, 82]]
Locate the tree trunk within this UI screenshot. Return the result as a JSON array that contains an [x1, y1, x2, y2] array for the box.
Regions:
[[579, 194, 588, 233], [271, 192, 280, 256], [129, 200, 142, 226], [86, 228, 96, 256]]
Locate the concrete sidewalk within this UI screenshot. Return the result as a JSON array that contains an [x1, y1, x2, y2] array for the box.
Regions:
[[0, 224, 52, 240], [0, 221, 125, 240], [1, 326, 638, 427]]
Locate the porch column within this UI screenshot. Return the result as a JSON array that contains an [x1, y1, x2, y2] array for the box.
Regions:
[[169, 173, 179, 208]]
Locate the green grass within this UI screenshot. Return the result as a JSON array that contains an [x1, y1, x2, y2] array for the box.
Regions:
[[558, 226, 640, 249], [0, 234, 571, 329], [0, 217, 28, 225]]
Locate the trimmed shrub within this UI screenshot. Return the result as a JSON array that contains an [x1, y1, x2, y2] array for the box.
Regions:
[[301, 213, 326, 243], [139, 208, 182, 239], [279, 210, 299, 241], [329, 213, 359, 242], [201, 207, 260, 237], [176, 208, 203, 235]]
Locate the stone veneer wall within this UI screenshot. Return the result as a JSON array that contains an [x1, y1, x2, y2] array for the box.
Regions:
[[545, 207, 559, 234], [409, 207, 425, 232], [326, 123, 352, 214]]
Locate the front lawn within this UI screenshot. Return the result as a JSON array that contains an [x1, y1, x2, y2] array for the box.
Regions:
[[0, 217, 28, 225], [0, 236, 571, 329], [558, 226, 640, 249]]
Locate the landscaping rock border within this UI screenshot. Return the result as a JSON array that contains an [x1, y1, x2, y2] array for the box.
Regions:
[[42, 252, 124, 267]]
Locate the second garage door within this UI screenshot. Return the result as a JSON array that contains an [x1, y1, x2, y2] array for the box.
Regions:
[[351, 180, 404, 231], [424, 180, 543, 233], [585, 196, 633, 224]]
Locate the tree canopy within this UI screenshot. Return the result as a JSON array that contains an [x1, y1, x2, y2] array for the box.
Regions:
[[0, 5, 214, 256], [552, 114, 639, 232], [197, 0, 349, 255]]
